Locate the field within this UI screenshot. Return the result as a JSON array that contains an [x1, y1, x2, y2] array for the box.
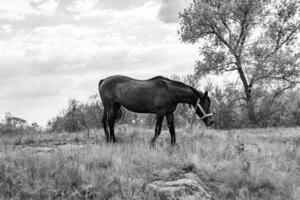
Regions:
[[0, 125, 300, 200]]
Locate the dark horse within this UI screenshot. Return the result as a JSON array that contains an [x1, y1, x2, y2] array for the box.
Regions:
[[99, 75, 213, 145]]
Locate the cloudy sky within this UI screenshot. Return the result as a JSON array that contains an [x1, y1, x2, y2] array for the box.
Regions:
[[0, 0, 200, 126]]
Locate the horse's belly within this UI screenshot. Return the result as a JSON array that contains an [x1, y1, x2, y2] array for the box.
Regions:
[[121, 101, 156, 113]]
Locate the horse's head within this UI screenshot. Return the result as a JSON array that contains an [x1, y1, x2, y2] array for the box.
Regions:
[[195, 91, 213, 126]]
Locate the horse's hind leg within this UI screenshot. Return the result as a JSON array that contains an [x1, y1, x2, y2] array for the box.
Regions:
[[102, 108, 109, 142], [150, 114, 164, 146], [166, 112, 176, 145], [108, 102, 121, 143]]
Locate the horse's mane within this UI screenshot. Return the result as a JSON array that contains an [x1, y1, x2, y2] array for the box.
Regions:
[[148, 76, 170, 81], [149, 76, 185, 87], [149, 76, 204, 99]]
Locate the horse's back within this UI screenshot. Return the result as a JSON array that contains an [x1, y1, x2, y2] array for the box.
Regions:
[[99, 75, 169, 89], [100, 75, 132, 85], [104, 75, 169, 82]]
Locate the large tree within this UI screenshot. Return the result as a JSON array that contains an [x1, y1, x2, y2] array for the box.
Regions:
[[179, 0, 300, 123]]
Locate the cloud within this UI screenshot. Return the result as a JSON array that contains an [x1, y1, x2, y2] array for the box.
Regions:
[[0, 0, 58, 21], [0, 76, 71, 100], [100, 0, 149, 10], [0, 2, 195, 78], [34, 0, 58, 16], [0, 0, 199, 80], [158, 0, 192, 23], [67, 0, 150, 12], [0, 24, 12, 33], [67, 0, 100, 14]]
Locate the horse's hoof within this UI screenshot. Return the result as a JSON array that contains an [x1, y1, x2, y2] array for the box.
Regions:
[[150, 143, 156, 148]]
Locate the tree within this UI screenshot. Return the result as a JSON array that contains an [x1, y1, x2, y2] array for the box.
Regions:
[[4, 112, 27, 128], [179, 0, 300, 123], [46, 96, 105, 133], [64, 99, 91, 133]]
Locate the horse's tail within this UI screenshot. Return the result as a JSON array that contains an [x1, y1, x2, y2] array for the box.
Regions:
[[98, 79, 105, 99], [98, 78, 123, 121], [115, 108, 123, 122], [98, 79, 104, 91]]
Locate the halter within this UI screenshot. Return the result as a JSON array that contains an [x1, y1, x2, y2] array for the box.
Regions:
[[195, 99, 213, 120]]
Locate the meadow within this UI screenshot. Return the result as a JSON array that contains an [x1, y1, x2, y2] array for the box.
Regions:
[[0, 125, 299, 200]]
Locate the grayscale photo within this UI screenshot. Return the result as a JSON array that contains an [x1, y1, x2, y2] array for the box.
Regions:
[[0, 0, 299, 199]]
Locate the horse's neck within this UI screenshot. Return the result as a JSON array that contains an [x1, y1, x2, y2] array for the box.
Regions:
[[173, 86, 197, 105]]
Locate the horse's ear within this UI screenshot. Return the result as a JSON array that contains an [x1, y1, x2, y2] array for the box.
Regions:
[[204, 91, 208, 97]]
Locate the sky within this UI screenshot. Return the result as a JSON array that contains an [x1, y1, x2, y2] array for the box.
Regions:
[[0, 0, 200, 127]]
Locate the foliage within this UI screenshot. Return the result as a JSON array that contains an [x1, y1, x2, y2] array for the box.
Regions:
[[47, 96, 103, 133], [179, 0, 300, 123], [211, 84, 300, 128], [255, 88, 300, 126], [0, 113, 41, 135], [4, 112, 27, 128], [210, 83, 247, 128]]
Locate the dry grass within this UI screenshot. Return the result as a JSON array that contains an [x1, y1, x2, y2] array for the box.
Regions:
[[0, 125, 299, 199]]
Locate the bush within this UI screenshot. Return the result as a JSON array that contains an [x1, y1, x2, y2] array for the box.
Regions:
[[209, 84, 300, 129]]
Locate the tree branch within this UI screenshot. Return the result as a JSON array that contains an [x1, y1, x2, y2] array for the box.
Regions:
[[221, 61, 238, 71], [257, 106, 283, 121], [211, 25, 234, 53], [218, 13, 232, 44], [273, 23, 300, 54], [233, 97, 247, 102], [235, 8, 249, 55], [271, 84, 295, 103], [251, 72, 299, 84]]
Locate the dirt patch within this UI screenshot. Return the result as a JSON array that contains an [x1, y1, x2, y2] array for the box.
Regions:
[[14, 143, 87, 155]]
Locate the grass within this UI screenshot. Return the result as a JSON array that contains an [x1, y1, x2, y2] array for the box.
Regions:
[[0, 125, 299, 199]]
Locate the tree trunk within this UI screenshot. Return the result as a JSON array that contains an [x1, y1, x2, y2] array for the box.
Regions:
[[245, 90, 256, 124], [236, 57, 256, 124]]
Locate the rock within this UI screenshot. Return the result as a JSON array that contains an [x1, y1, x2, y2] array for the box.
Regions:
[[153, 167, 183, 180], [22, 146, 54, 153], [58, 144, 85, 151], [184, 173, 202, 183], [146, 173, 213, 200]]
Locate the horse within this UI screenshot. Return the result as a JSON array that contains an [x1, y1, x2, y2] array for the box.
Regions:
[[98, 75, 213, 145]]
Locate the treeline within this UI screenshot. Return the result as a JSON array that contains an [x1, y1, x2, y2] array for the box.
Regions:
[[2, 76, 299, 134], [45, 75, 300, 132], [0, 112, 42, 135], [46, 98, 194, 132]]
